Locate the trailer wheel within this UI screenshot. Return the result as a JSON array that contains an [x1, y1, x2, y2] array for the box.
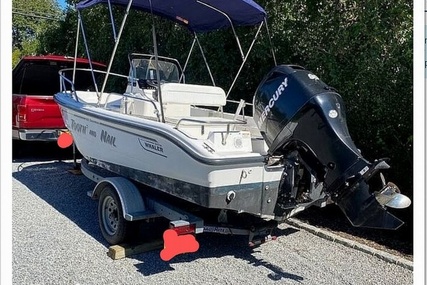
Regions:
[[98, 186, 131, 245]]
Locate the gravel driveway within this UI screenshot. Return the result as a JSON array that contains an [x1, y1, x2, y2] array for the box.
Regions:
[[12, 159, 413, 285]]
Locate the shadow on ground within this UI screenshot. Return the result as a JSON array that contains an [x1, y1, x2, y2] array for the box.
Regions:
[[12, 141, 412, 278], [13, 140, 82, 162], [12, 148, 305, 281], [133, 227, 303, 282]]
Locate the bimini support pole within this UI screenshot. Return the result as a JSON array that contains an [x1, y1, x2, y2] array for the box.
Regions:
[[72, 17, 80, 84], [149, 0, 165, 123], [195, 34, 216, 86], [195, 0, 263, 99], [264, 18, 277, 66], [78, 11, 100, 98], [196, 0, 245, 60], [225, 21, 264, 99], [180, 36, 197, 83], [107, 0, 118, 41], [99, 0, 134, 100]]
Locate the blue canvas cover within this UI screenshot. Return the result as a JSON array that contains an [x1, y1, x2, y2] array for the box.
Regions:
[[76, 0, 266, 33]]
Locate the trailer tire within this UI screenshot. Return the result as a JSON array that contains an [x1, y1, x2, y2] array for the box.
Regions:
[[98, 186, 132, 245]]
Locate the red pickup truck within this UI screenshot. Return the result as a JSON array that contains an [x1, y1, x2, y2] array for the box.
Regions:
[[12, 55, 105, 142]]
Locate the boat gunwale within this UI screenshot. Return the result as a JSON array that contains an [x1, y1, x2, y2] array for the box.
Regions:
[[54, 92, 267, 166]]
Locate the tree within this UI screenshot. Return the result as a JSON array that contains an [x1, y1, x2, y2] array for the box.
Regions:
[[12, 0, 63, 66]]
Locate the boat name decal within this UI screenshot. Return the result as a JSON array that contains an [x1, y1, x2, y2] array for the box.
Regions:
[[138, 137, 166, 158], [89, 130, 97, 138], [100, 130, 117, 147], [257, 77, 288, 127], [71, 119, 88, 135]]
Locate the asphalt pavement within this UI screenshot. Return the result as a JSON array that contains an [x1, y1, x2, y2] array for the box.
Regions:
[[12, 154, 413, 285]]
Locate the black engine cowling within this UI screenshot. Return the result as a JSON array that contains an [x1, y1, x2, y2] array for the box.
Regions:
[[253, 65, 410, 230]]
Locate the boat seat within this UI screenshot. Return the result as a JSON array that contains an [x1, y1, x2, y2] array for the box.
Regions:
[[75, 90, 122, 109], [160, 83, 226, 117]]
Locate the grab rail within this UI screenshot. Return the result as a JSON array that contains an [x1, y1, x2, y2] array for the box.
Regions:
[[59, 75, 78, 101], [175, 117, 246, 128], [121, 92, 161, 122], [175, 117, 246, 143], [58, 67, 130, 103]]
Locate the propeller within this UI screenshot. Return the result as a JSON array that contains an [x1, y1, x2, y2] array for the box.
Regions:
[[374, 173, 411, 209]]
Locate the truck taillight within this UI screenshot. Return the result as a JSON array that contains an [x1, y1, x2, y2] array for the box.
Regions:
[[17, 105, 27, 122]]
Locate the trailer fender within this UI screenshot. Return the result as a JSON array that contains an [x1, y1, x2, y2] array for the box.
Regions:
[[91, 177, 150, 221]]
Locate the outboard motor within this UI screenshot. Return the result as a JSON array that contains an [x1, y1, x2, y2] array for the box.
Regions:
[[253, 65, 411, 230]]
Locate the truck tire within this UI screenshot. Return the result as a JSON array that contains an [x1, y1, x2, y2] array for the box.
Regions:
[[98, 186, 132, 245]]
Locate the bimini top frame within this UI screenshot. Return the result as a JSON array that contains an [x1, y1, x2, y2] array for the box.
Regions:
[[74, 0, 276, 120], [76, 0, 267, 32]]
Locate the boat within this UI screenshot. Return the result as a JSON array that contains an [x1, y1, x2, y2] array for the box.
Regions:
[[54, 0, 411, 249]]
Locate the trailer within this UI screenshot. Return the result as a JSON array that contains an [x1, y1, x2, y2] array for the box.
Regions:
[[81, 158, 278, 261]]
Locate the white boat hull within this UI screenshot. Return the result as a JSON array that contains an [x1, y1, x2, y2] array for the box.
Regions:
[[56, 92, 283, 217]]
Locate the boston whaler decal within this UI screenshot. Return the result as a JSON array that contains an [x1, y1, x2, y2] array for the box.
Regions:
[[138, 136, 166, 157], [257, 77, 288, 127], [100, 129, 117, 147]]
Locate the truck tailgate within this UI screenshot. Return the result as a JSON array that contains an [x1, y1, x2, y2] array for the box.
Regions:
[[13, 95, 65, 129]]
